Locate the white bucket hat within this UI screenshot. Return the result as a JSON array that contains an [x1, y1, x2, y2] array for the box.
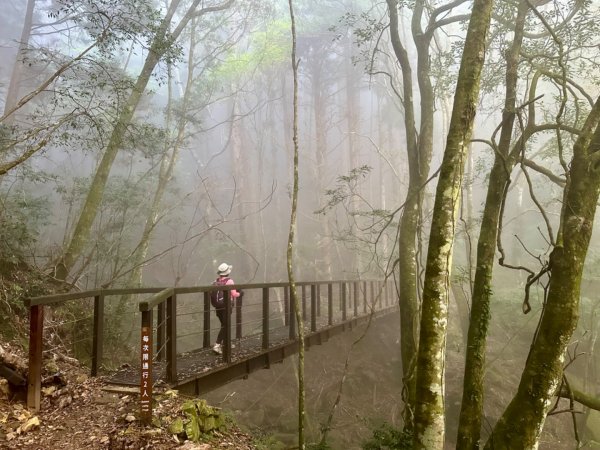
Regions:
[[217, 263, 232, 276]]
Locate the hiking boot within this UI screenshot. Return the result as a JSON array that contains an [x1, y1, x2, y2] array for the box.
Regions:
[[212, 343, 222, 354]]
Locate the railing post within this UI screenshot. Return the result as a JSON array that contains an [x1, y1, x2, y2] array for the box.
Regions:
[[91, 294, 104, 376], [236, 289, 242, 341], [353, 282, 358, 317], [385, 281, 389, 307], [301, 285, 306, 320], [370, 281, 375, 311], [289, 289, 296, 340], [317, 284, 321, 317], [363, 281, 367, 314], [310, 284, 317, 332], [203, 292, 210, 348], [156, 302, 166, 361], [166, 294, 177, 383], [223, 291, 232, 363], [328, 283, 333, 326], [341, 283, 347, 322], [284, 286, 289, 326], [27, 305, 43, 411], [262, 288, 269, 350], [140, 308, 153, 424]]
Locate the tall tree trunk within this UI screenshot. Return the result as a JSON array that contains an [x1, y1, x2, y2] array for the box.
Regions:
[[386, 0, 421, 430], [55, 0, 232, 281], [456, 3, 528, 448], [313, 62, 332, 279], [484, 99, 600, 449], [287, 1, 304, 448], [3, 0, 35, 119], [413, 0, 494, 447], [119, 17, 198, 295], [345, 17, 361, 277]]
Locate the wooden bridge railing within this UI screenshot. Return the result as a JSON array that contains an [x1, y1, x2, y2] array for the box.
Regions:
[[24, 279, 393, 412]]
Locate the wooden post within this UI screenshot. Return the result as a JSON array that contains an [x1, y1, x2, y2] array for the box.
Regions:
[[203, 292, 210, 348], [310, 284, 316, 332], [140, 309, 153, 424], [316, 284, 321, 317], [353, 282, 358, 317], [27, 305, 43, 411], [262, 288, 269, 350], [223, 291, 231, 363], [328, 283, 333, 326], [91, 294, 104, 376], [363, 281, 367, 314], [284, 286, 289, 326], [156, 302, 165, 361], [385, 281, 389, 307], [289, 290, 296, 340], [235, 289, 242, 341], [301, 285, 306, 320], [342, 283, 347, 322], [166, 294, 177, 383], [370, 281, 375, 311]]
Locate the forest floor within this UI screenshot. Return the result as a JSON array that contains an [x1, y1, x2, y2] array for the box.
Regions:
[[0, 342, 260, 450]]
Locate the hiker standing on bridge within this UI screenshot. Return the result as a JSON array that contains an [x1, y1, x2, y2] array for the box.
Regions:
[[212, 263, 242, 355]]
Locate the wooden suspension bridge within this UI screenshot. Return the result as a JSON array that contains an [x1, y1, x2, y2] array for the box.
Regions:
[[23, 279, 396, 421]]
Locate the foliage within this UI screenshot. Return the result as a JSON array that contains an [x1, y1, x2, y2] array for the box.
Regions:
[[49, 0, 164, 60], [0, 263, 49, 341], [362, 422, 412, 450], [316, 165, 372, 214], [0, 191, 47, 264], [211, 18, 291, 85]]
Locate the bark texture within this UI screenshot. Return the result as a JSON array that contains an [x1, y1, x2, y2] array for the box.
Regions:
[[484, 98, 600, 449], [413, 0, 494, 447], [287, 1, 305, 448], [55, 0, 233, 280], [386, 0, 434, 429], [456, 2, 529, 448]]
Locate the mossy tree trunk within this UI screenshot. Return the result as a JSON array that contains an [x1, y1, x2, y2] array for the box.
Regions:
[[386, 0, 425, 430], [55, 0, 233, 281], [484, 98, 600, 449], [287, 1, 305, 448], [387, 0, 470, 430], [116, 17, 198, 301], [456, 2, 529, 448], [413, 0, 494, 447]]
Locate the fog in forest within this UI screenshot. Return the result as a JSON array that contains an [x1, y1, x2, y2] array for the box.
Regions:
[[1, 0, 600, 449]]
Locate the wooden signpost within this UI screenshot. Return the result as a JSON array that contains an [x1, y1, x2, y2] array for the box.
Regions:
[[140, 323, 152, 424]]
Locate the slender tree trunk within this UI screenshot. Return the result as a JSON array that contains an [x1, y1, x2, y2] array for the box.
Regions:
[[287, 1, 304, 448], [484, 99, 600, 449], [3, 0, 35, 119], [55, 0, 232, 281], [313, 63, 332, 279], [386, 0, 420, 430], [345, 18, 361, 277], [456, 3, 528, 448], [413, 1, 494, 447], [119, 17, 198, 295]]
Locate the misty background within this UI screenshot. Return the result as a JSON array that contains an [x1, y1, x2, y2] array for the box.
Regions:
[[1, 0, 600, 448]]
